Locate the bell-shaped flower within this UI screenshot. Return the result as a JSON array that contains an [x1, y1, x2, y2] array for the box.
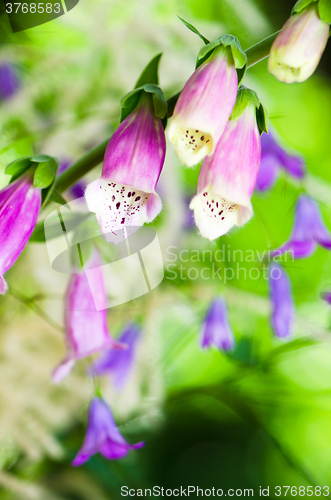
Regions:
[[268, 4, 329, 84], [168, 46, 238, 167], [256, 130, 305, 192], [0, 173, 41, 294], [269, 263, 294, 338], [201, 298, 235, 350], [72, 396, 144, 466], [190, 89, 262, 241], [52, 252, 124, 383], [85, 93, 166, 242], [0, 63, 19, 100], [90, 323, 141, 390], [272, 195, 331, 259]]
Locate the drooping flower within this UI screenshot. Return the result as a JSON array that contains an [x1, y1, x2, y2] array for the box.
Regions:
[[190, 87, 262, 241], [272, 195, 331, 259], [90, 323, 141, 390], [269, 263, 294, 338], [52, 252, 124, 383], [201, 298, 235, 350], [0, 173, 41, 294], [268, 4, 330, 84], [0, 63, 19, 100], [85, 93, 166, 242], [72, 396, 144, 466], [256, 130, 305, 192], [168, 45, 238, 167]]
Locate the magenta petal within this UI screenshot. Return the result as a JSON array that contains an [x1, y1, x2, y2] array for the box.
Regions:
[[269, 263, 294, 338], [201, 298, 235, 351]]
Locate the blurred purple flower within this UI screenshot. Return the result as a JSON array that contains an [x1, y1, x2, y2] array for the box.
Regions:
[[269, 263, 294, 338], [58, 160, 85, 199], [0, 63, 19, 100], [272, 195, 331, 259], [256, 131, 305, 192], [90, 323, 141, 390], [52, 251, 124, 383], [322, 292, 331, 305], [0, 173, 41, 294], [201, 298, 235, 351], [72, 396, 144, 466]]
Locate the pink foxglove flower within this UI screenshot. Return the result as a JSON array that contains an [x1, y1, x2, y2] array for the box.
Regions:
[[272, 195, 331, 259], [0, 173, 41, 294], [268, 5, 329, 84], [72, 397, 144, 466], [90, 323, 140, 390], [269, 263, 294, 339], [190, 91, 262, 241], [201, 298, 235, 350], [85, 94, 165, 242], [52, 252, 124, 383], [168, 46, 238, 167]]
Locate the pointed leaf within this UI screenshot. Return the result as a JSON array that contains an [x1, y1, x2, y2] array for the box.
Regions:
[[318, 0, 331, 23], [135, 53, 162, 88], [50, 189, 68, 205], [256, 103, 269, 135], [31, 154, 53, 163], [144, 84, 167, 118], [292, 0, 318, 14], [197, 35, 247, 69], [178, 17, 210, 45], [34, 158, 58, 189], [5, 157, 32, 177]]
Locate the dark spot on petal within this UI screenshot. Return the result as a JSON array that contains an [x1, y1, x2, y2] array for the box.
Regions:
[[116, 202, 120, 209]]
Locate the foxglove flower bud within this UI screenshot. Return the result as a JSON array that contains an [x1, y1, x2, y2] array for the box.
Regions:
[[72, 396, 144, 466], [269, 263, 294, 339], [268, 4, 330, 84], [52, 252, 124, 383], [272, 195, 331, 259], [0, 174, 41, 294], [256, 130, 305, 192], [90, 323, 141, 390], [201, 298, 235, 351], [85, 94, 165, 242], [190, 88, 263, 241], [168, 46, 238, 167]]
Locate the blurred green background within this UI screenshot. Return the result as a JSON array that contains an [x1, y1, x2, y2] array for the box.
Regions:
[[1, 0, 331, 498]]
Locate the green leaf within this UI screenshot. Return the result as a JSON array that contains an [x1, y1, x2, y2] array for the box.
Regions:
[[292, 0, 318, 14], [196, 35, 247, 70], [5, 157, 33, 182], [230, 86, 260, 121], [318, 0, 331, 23], [120, 85, 167, 122], [178, 17, 210, 45], [135, 53, 162, 88], [31, 154, 53, 163], [50, 189, 68, 206], [41, 178, 56, 207], [256, 103, 269, 135], [120, 89, 142, 122], [144, 84, 168, 119], [33, 158, 58, 189], [30, 212, 89, 242]]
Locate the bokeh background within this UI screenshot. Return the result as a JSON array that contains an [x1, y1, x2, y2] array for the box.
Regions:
[[1, 0, 331, 498]]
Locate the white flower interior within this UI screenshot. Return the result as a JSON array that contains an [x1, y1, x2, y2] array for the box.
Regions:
[[173, 126, 213, 167], [190, 190, 239, 241]]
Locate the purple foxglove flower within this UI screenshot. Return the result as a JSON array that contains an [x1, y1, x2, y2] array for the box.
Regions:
[[0, 174, 41, 294], [90, 323, 141, 390], [168, 46, 238, 167], [322, 292, 331, 305], [0, 63, 19, 100], [72, 396, 144, 466], [58, 159, 85, 199], [268, 5, 330, 84], [190, 101, 261, 241], [256, 131, 305, 192], [85, 94, 165, 241], [201, 298, 235, 350], [52, 252, 124, 383], [269, 263, 294, 338], [272, 195, 331, 259]]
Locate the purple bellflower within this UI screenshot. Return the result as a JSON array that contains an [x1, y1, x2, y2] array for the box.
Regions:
[[90, 323, 141, 390], [190, 96, 261, 241], [0, 173, 41, 294], [268, 4, 329, 84], [0, 63, 19, 100], [72, 396, 144, 466], [85, 94, 166, 242], [168, 46, 238, 167], [201, 298, 235, 350], [322, 292, 331, 305], [272, 195, 331, 259], [52, 252, 124, 383], [256, 131, 305, 192], [269, 263, 294, 338]]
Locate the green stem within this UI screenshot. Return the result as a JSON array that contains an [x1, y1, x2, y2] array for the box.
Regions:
[[53, 32, 280, 196], [246, 31, 280, 68]]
